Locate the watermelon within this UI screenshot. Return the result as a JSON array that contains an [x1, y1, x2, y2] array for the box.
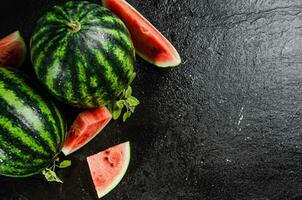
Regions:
[[0, 31, 26, 68], [62, 106, 112, 156], [103, 0, 181, 67], [87, 141, 131, 198], [0, 68, 66, 177], [30, 1, 136, 108]]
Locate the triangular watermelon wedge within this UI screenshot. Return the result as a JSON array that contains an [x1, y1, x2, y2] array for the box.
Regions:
[[103, 0, 181, 67], [0, 31, 26, 68], [62, 106, 112, 155], [87, 141, 131, 198]]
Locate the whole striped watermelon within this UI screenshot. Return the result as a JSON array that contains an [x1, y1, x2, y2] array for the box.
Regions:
[[30, 1, 136, 108], [0, 68, 66, 177]]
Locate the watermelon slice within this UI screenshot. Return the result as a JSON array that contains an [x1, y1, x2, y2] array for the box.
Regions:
[[103, 0, 181, 68], [0, 31, 26, 68], [62, 106, 112, 155], [87, 141, 131, 198]]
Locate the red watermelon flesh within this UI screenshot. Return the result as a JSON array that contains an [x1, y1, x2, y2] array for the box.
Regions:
[[0, 31, 26, 68], [87, 141, 131, 198], [62, 106, 112, 155], [103, 0, 181, 67]]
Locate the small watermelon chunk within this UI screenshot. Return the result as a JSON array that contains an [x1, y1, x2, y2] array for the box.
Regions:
[[87, 142, 131, 198], [0, 31, 26, 68], [62, 107, 112, 155], [103, 0, 181, 68]]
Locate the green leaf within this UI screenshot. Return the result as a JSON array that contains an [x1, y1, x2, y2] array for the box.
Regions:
[[129, 106, 135, 113], [116, 100, 124, 109], [126, 96, 140, 107], [58, 160, 71, 169], [129, 72, 136, 83], [123, 111, 132, 122], [106, 101, 114, 114], [42, 168, 63, 183], [124, 87, 132, 98], [113, 108, 122, 120]]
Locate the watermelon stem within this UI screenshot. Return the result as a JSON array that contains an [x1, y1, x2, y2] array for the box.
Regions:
[[42, 159, 71, 183], [67, 21, 81, 32], [42, 168, 63, 183]]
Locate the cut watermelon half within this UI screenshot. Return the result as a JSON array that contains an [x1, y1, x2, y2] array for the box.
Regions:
[[0, 31, 26, 68], [87, 141, 131, 198], [103, 0, 181, 67], [62, 106, 112, 156]]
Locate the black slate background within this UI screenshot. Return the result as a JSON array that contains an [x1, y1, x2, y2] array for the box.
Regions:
[[1, 0, 302, 199]]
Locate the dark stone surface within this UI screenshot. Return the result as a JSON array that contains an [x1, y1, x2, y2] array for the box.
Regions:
[[1, 0, 302, 199]]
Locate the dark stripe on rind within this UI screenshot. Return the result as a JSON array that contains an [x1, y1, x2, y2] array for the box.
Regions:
[[31, 28, 65, 58], [64, 0, 90, 12], [82, 20, 129, 36], [43, 101, 65, 149], [84, 26, 133, 50], [103, 42, 133, 90], [73, 47, 104, 107], [78, 2, 101, 22], [0, 152, 47, 171], [1, 85, 58, 152], [69, 35, 110, 106], [82, 8, 127, 26], [37, 13, 69, 27], [0, 70, 58, 153], [50, 36, 72, 101], [33, 6, 70, 35], [36, 22, 65, 29], [36, 36, 68, 92], [107, 37, 135, 83], [85, 42, 121, 99], [0, 162, 49, 177], [0, 99, 55, 157], [63, 1, 98, 22], [79, 5, 110, 22], [32, 34, 66, 76], [53, 105, 66, 147], [0, 134, 48, 166], [31, 26, 63, 47], [0, 162, 47, 174], [0, 161, 47, 170], [54, 36, 76, 104], [51, 4, 71, 21], [0, 113, 51, 159], [87, 7, 118, 20], [0, 71, 61, 149], [77, 35, 114, 102], [84, 28, 135, 87], [83, 32, 134, 92], [31, 30, 66, 63], [73, 50, 92, 106], [65, 34, 86, 105]]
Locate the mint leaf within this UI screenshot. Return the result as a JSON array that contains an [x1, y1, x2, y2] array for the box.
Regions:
[[107, 102, 114, 114], [116, 100, 124, 109], [113, 108, 122, 120], [126, 96, 140, 107], [112, 85, 139, 121], [58, 160, 71, 169], [42, 168, 63, 183], [129, 72, 136, 84], [123, 111, 132, 122], [124, 87, 132, 98]]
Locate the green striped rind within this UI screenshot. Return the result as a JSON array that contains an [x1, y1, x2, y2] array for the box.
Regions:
[[0, 68, 66, 177], [31, 1, 136, 108]]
